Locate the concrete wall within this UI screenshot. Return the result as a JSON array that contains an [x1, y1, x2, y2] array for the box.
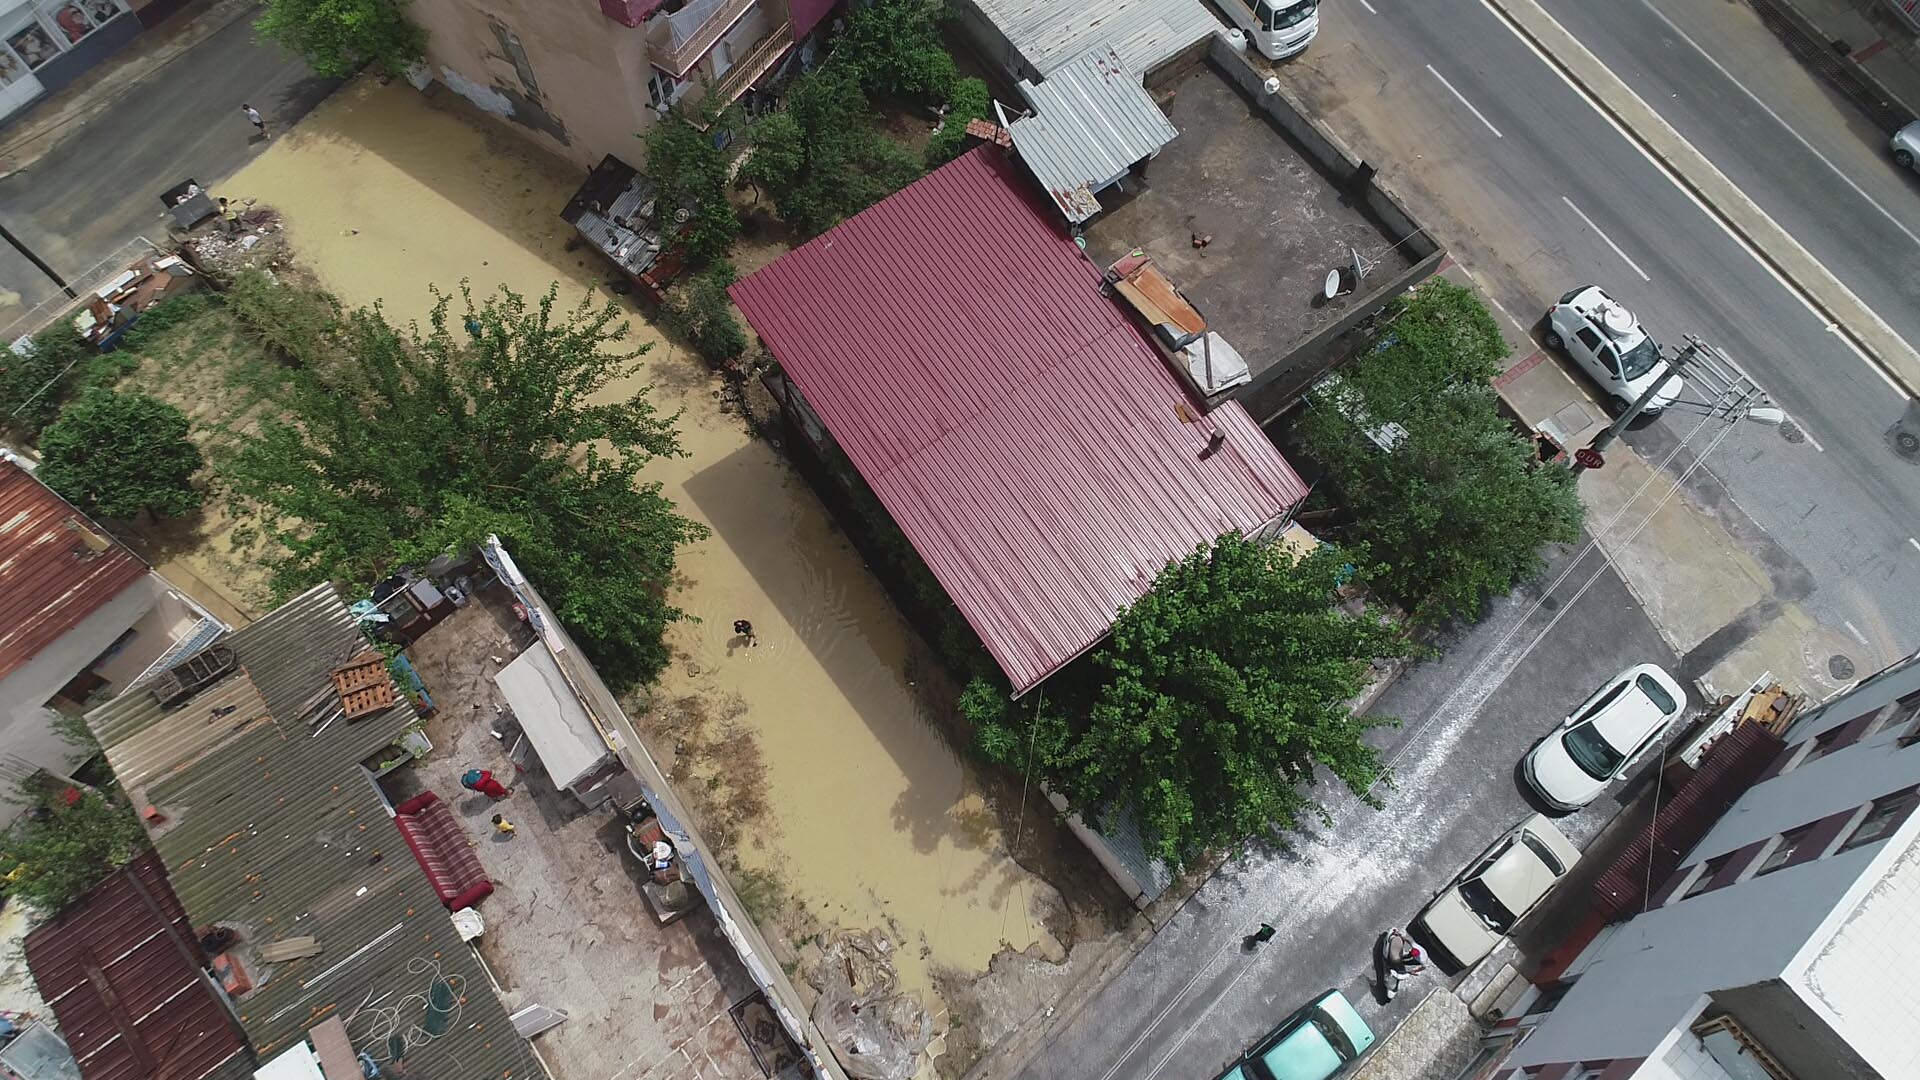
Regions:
[[1789, 826, 1920, 1078], [411, 0, 660, 169]]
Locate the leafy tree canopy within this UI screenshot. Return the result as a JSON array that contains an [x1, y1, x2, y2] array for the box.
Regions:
[[969, 535, 1409, 866], [1300, 281, 1584, 626], [0, 325, 131, 443], [739, 63, 923, 236], [39, 388, 205, 520], [643, 101, 741, 269], [255, 0, 426, 79], [834, 0, 958, 102], [0, 781, 149, 916], [220, 273, 708, 691], [659, 261, 747, 366]]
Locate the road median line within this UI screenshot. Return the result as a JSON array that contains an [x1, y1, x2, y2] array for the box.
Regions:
[[1480, 0, 1920, 400]]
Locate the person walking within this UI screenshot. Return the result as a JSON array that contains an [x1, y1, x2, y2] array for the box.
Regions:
[[1377, 927, 1426, 1001], [461, 768, 512, 800], [1244, 922, 1277, 949], [491, 813, 516, 837], [241, 103, 269, 140]]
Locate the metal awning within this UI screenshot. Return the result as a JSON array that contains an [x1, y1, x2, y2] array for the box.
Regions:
[[495, 645, 611, 791], [1005, 47, 1180, 223]]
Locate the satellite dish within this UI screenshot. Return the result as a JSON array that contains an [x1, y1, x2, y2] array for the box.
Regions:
[[1323, 268, 1343, 301], [1599, 302, 1636, 338], [673, 207, 691, 224]]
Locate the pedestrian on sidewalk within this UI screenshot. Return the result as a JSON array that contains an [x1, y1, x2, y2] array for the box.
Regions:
[[1377, 927, 1426, 1002], [461, 768, 512, 800], [241, 103, 269, 140], [491, 813, 516, 837]]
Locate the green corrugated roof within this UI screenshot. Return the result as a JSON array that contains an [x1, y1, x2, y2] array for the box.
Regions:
[[87, 584, 544, 1077]]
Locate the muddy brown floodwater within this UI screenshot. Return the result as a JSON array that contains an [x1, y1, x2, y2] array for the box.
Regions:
[[219, 78, 1073, 1062]]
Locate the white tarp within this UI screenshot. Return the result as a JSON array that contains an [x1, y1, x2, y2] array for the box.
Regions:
[[494, 644, 610, 790]]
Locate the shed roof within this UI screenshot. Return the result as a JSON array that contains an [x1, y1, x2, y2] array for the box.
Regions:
[[963, 0, 1219, 78], [0, 461, 148, 682], [730, 147, 1307, 694], [494, 643, 610, 790], [24, 851, 253, 1080], [85, 586, 543, 1077], [1008, 46, 1180, 223]]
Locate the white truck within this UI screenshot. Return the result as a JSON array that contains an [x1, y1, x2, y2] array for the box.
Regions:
[[1217, 0, 1321, 60]]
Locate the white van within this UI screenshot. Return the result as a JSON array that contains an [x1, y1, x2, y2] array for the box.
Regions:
[[1219, 0, 1321, 61]]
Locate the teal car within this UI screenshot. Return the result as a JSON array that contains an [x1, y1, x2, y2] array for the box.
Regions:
[[1214, 989, 1376, 1080]]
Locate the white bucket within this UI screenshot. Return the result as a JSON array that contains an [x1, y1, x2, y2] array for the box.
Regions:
[[1223, 28, 1248, 53]]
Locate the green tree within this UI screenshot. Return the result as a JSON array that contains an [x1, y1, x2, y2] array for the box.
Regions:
[[833, 0, 958, 102], [740, 65, 923, 236], [255, 0, 426, 79], [0, 326, 132, 443], [0, 782, 149, 915], [1300, 281, 1584, 626], [643, 102, 741, 268], [659, 261, 747, 366], [969, 536, 1409, 866], [38, 388, 206, 520], [221, 274, 708, 690], [926, 77, 990, 167]]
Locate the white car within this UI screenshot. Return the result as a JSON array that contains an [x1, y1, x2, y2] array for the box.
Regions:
[[1410, 814, 1582, 972], [1544, 286, 1683, 415], [1892, 120, 1920, 171], [1523, 664, 1688, 812]]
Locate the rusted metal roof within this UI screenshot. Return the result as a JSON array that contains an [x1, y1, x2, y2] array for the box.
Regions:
[[0, 460, 148, 682], [730, 147, 1308, 694], [24, 850, 253, 1080]]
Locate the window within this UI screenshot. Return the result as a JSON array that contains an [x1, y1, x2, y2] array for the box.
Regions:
[[1798, 724, 1850, 767], [1261, 0, 1317, 31], [1620, 338, 1662, 380], [1841, 789, 1920, 852], [1894, 694, 1920, 746], [1681, 851, 1736, 900], [647, 71, 677, 110], [1635, 674, 1678, 714], [1575, 326, 1603, 352], [1755, 824, 1817, 876]]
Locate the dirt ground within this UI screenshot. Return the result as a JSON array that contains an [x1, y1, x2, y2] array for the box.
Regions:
[[158, 75, 1144, 1077]]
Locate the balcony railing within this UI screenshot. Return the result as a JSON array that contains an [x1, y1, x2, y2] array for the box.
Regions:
[[708, 20, 793, 103], [649, 0, 761, 78]]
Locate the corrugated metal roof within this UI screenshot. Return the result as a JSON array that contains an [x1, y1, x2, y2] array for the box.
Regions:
[[963, 0, 1220, 77], [730, 147, 1308, 694], [85, 586, 543, 1077], [1008, 47, 1180, 223], [0, 461, 148, 682], [24, 851, 254, 1080]]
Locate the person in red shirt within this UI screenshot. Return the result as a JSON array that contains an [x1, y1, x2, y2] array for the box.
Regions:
[[461, 768, 512, 800]]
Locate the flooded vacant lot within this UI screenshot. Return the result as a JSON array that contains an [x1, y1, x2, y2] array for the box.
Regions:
[[216, 78, 1118, 1070]]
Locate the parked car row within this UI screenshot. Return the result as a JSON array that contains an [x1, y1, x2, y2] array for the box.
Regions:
[[1212, 662, 1691, 1080]]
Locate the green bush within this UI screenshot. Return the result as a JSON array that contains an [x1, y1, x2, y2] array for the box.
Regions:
[[0, 327, 134, 443], [643, 102, 741, 269], [255, 0, 426, 78], [660, 262, 748, 366], [115, 292, 214, 352], [927, 77, 991, 167], [38, 388, 206, 520], [740, 64, 924, 236]]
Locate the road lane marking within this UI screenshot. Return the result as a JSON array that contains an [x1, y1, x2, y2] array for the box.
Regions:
[[1845, 619, 1870, 645], [1783, 412, 1824, 452], [1426, 64, 1505, 138], [1477, 0, 1910, 399], [1636, 0, 1920, 252], [1562, 195, 1652, 281], [1359, 0, 1378, 11], [1909, 536, 1920, 555]]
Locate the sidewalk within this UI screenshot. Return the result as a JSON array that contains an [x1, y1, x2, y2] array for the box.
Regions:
[[1746, 0, 1920, 131], [0, 0, 261, 176]]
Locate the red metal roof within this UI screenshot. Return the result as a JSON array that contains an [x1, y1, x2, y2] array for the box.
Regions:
[[0, 461, 148, 682], [0, 457, 148, 676], [731, 148, 1308, 693], [25, 850, 251, 1080]]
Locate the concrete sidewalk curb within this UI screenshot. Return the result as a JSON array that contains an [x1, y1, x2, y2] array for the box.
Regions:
[[0, 0, 262, 177], [1348, 987, 1484, 1080], [1483, 0, 1920, 401]]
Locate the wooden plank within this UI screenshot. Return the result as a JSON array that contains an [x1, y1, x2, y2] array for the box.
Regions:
[[258, 936, 322, 961], [307, 1015, 360, 1080]]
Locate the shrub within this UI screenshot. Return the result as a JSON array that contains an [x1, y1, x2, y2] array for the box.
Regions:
[[660, 261, 748, 366], [926, 77, 991, 167]]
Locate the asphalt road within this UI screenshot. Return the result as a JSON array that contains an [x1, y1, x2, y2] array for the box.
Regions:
[[0, 10, 337, 334], [1022, 534, 1678, 1080], [1347, 0, 1920, 667]]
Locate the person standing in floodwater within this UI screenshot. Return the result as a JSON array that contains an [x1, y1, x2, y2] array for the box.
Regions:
[[733, 619, 757, 647]]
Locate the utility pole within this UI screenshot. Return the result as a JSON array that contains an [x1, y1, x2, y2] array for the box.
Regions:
[[1574, 335, 1782, 472], [0, 218, 74, 300]]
